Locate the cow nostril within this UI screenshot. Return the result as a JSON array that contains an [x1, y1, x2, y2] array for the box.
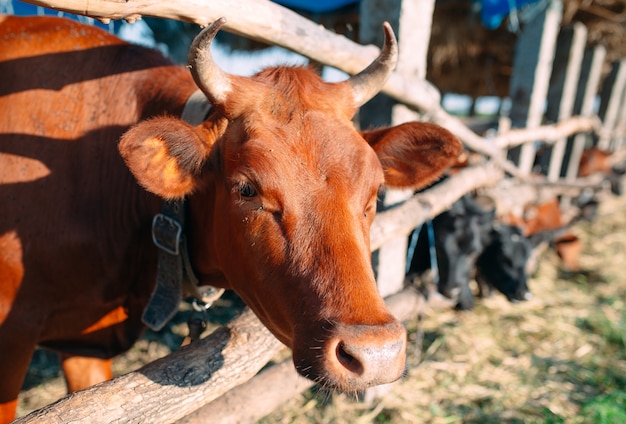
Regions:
[[336, 342, 364, 375]]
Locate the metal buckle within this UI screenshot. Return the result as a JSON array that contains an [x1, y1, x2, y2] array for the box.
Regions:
[[152, 213, 182, 256]]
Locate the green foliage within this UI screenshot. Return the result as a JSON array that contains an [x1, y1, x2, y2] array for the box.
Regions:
[[580, 391, 626, 424]]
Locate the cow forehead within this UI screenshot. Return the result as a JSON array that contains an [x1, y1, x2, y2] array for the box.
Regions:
[[222, 110, 384, 193], [250, 66, 355, 116]]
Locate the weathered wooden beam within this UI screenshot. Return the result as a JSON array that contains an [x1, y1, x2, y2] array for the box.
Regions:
[[370, 163, 504, 251], [361, 0, 433, 301], [19, 1, 620, 178], [15, 310, 284, 424], [565, 44, 607, 180], [597, 60, 626, 150], [544, 23, 587, 181], [177, 359, 309, 424], [493, 115, 600, 150], [364, 0, 431, 378], [18, 0, 432, 108]]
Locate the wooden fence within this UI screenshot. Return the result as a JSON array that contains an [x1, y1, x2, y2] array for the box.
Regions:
[[12, 0, 626, 422]]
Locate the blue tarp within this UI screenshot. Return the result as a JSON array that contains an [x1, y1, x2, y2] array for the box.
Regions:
[[272, 0, 358, 14], [480, 0, 541, 29]]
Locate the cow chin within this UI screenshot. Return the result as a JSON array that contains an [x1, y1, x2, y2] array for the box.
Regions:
[[493, 275, 532, 303], [291, 320, 407, 392]]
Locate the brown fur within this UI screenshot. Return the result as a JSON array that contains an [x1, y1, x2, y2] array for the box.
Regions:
[[578, 146, 612, 177], [0, 16, 461, 421]]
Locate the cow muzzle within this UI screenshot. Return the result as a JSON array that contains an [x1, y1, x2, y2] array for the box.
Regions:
[[293, 320, 407, 392]]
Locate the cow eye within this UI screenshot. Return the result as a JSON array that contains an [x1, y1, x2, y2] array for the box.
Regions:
[[238, 182, 257, 198], [365, 186, 383, 218], [364, 201, 376, 218], [377, 185, 386, 200]]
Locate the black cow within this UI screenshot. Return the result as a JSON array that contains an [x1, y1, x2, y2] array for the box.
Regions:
[[475, 224, 533, 302], [408, 194, 496, 310], [408, 194, 539, 310]]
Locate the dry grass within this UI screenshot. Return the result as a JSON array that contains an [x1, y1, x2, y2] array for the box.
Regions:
[[16, 194, 626, 423]]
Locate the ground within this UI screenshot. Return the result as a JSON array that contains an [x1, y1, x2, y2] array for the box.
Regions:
[[16, 192, 626, 423]]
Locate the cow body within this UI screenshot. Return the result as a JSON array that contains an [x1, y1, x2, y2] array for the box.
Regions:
[[475, 224, 533, 301], [408, 194, 534, 309], [0, 16, 462, 421], [578, 146, 624, 198], [408, 194, 498, 310], [504, 198, 582, 273], [0, 16, 189, 419]]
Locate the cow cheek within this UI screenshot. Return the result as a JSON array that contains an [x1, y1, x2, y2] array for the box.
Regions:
[[216, 210, 299, 345], [233, 282, 297, 347]]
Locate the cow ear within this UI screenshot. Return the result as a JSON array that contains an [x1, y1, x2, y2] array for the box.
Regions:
[[362, 122, 463, 189], [119, 117, 213, 199]]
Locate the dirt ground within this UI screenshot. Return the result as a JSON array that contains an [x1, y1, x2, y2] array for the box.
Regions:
[[16, 192, 626, 423]]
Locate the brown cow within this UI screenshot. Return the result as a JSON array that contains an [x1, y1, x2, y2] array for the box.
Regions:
[[578, 146, 624, 196], [504, 198, 582, 272], [0, 15, 461, 421], [578, 146, 613, 177]]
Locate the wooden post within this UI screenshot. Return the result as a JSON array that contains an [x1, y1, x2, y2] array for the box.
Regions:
[[564, 45, 606, 180], [597, 60, 626, 151], [360, 0, 435, 300], [616, 90, 626, 151], [542, 23, 587, 181], [507, 0, 562, 174]]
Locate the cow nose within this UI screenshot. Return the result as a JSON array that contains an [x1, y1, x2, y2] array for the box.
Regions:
[[327, 321, 407, 389]]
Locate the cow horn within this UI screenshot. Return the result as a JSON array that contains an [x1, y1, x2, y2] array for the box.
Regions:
[[348, 22, 398, 108], [188, 17, 231, 106]]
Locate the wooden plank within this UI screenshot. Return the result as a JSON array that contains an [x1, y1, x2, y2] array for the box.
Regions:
[[614, 84, 626, 151], [565, 45, 606, 180], [507, 0, 562, 173], [597, 59, 626, 150], [371, 187, 414, 299], [543, 23, 587, 181], [15, 309, 283, 424]]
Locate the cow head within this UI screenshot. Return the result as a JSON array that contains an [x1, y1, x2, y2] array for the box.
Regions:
[[119, 18, 462, 391], [431, 194, 496, 310], [476, 224, 533, 302]]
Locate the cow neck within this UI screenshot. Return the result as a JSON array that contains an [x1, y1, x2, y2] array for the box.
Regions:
[[141, 90, 222, 332]]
